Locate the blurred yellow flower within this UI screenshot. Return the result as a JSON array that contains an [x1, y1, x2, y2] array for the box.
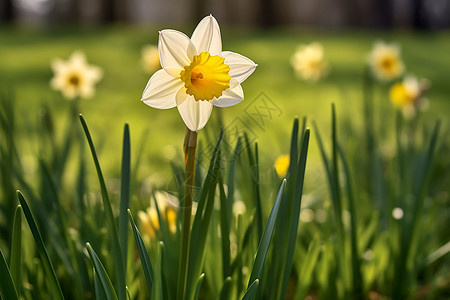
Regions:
[[291, 42, 328, 82], [141, 15, 257, 131], [141, 45, 161, 73], [389, 75, 430, 119], [274, 154, 290, 178], [139, 191, 178, 238], [50, 51, 103, 100], [368, 41, 404, 81]]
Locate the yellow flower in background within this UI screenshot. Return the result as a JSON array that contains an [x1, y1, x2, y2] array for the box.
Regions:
[[138, 191, 178, 238], [141, 15, 257, 132], [291, 42, 328, 82], [389, 75, 430, 119], [274, 154, 290, 178], [141, 44, 161, 73], [50, 51, 103, 100], [368, 41, 404, 81]]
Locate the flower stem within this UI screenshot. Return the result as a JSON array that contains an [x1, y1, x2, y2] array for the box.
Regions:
[[177, 129, 197, 300]]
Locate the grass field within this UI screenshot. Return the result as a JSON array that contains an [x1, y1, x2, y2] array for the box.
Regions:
[[1, 24, 449, 299], [1, 26, 449, 178]]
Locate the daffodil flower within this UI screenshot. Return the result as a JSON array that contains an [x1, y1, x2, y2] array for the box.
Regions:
[[141, 15, 257, 131], [50, 51, 103, 100], [389, 75, 430, 119], [368, 41, 404, 81], [291, 42, 328, 82]]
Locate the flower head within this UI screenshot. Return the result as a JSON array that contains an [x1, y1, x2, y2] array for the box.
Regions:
[[138, 191, 178, 238], [368, 41, 404, 81], [141, 44, 161, 73], [291, 42, 328, 82], [274, 154, 290, 178], [50, 51, 103, 100], [141, 15, 257, 131], [389, 75, 430, 119]]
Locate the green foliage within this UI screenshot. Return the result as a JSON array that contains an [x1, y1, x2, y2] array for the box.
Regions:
[[0, 29, 449, 300]]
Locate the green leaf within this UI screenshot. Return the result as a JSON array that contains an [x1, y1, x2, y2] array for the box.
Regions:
[[193, 273, 205, 300], [338, 143, 363, 296], [242, 279, 259, 300], [128, 209, 154, 295], [247, 179, 286, 288], [0, 248, 18, 300], [79, 115, 126, 300], [120, 124, 131, 277], [244, 134, 263, 240], [17, 191, 65, 299], [86, 243, 118, 300], [295, 240, 321, 300], [10, 205, 22, 295], [186, 134, 223, 300], [94, 268, 108, 300], [219, 277, 232, 300], [279, 128, 310, 299]]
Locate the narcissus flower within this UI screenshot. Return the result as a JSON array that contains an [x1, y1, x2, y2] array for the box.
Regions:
[[291, 42, 328, 82], [50, 51, 103, 100], [141, 15, 257, 131], [389, 75, 430, 119], [368, 42, 404, 81], [274, 154, 290, 178], [138, 191, 178, 238], [141, 44, 161, 73]]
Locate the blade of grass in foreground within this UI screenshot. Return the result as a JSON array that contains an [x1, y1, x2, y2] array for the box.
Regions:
[[128, 209, 154, 295], [10, 205, 22, 295], [79, 115, 126, 300], [0, 248, 18, 300], [119, 124, 131, 279], [247, 179, 286, 289], [17, 191, 64, 300], [279, 128, 310, 299], [86, 243, 118, 300], [242, 279, 259, 300]]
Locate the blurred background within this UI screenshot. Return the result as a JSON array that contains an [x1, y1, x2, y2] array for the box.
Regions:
[[1, 0, 450, 28], [1, 0, 449, 179]]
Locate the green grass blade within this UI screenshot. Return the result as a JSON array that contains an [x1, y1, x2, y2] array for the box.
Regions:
[[0, 248, 18, 300], [312, 120, 332, 187], [94, 268, 108, 300], [279, 128, 310, 299], [193, 273, 205, 300], [242, 279, 259, 300], [186, 134, 223, 299], [294, 239, 321, 300], [219, 179, 231, 279], [10, 205, 22, 295], [155, 242, 165, 300], [219, 277, 232, 300], [79, 115, 126, 300], [128, 209, 154, 295], [271, 118, 299, 299], [86, 243, 118, 300], [338, 143, 363, 296], [17, 191, 65, 300], [247, 179, 286, 288], [244, 134, 263, 240], [120, 124, 131, 277]]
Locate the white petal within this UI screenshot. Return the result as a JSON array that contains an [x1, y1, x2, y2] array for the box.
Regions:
[[141, 69, 183, 109], [191, 15, 222, 56], [177, 96, 213, 131], [159, 30, 197, 69], [176, 86, 188, 106], [211, 79, 243, 107], [222, 51, 257, 83]]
